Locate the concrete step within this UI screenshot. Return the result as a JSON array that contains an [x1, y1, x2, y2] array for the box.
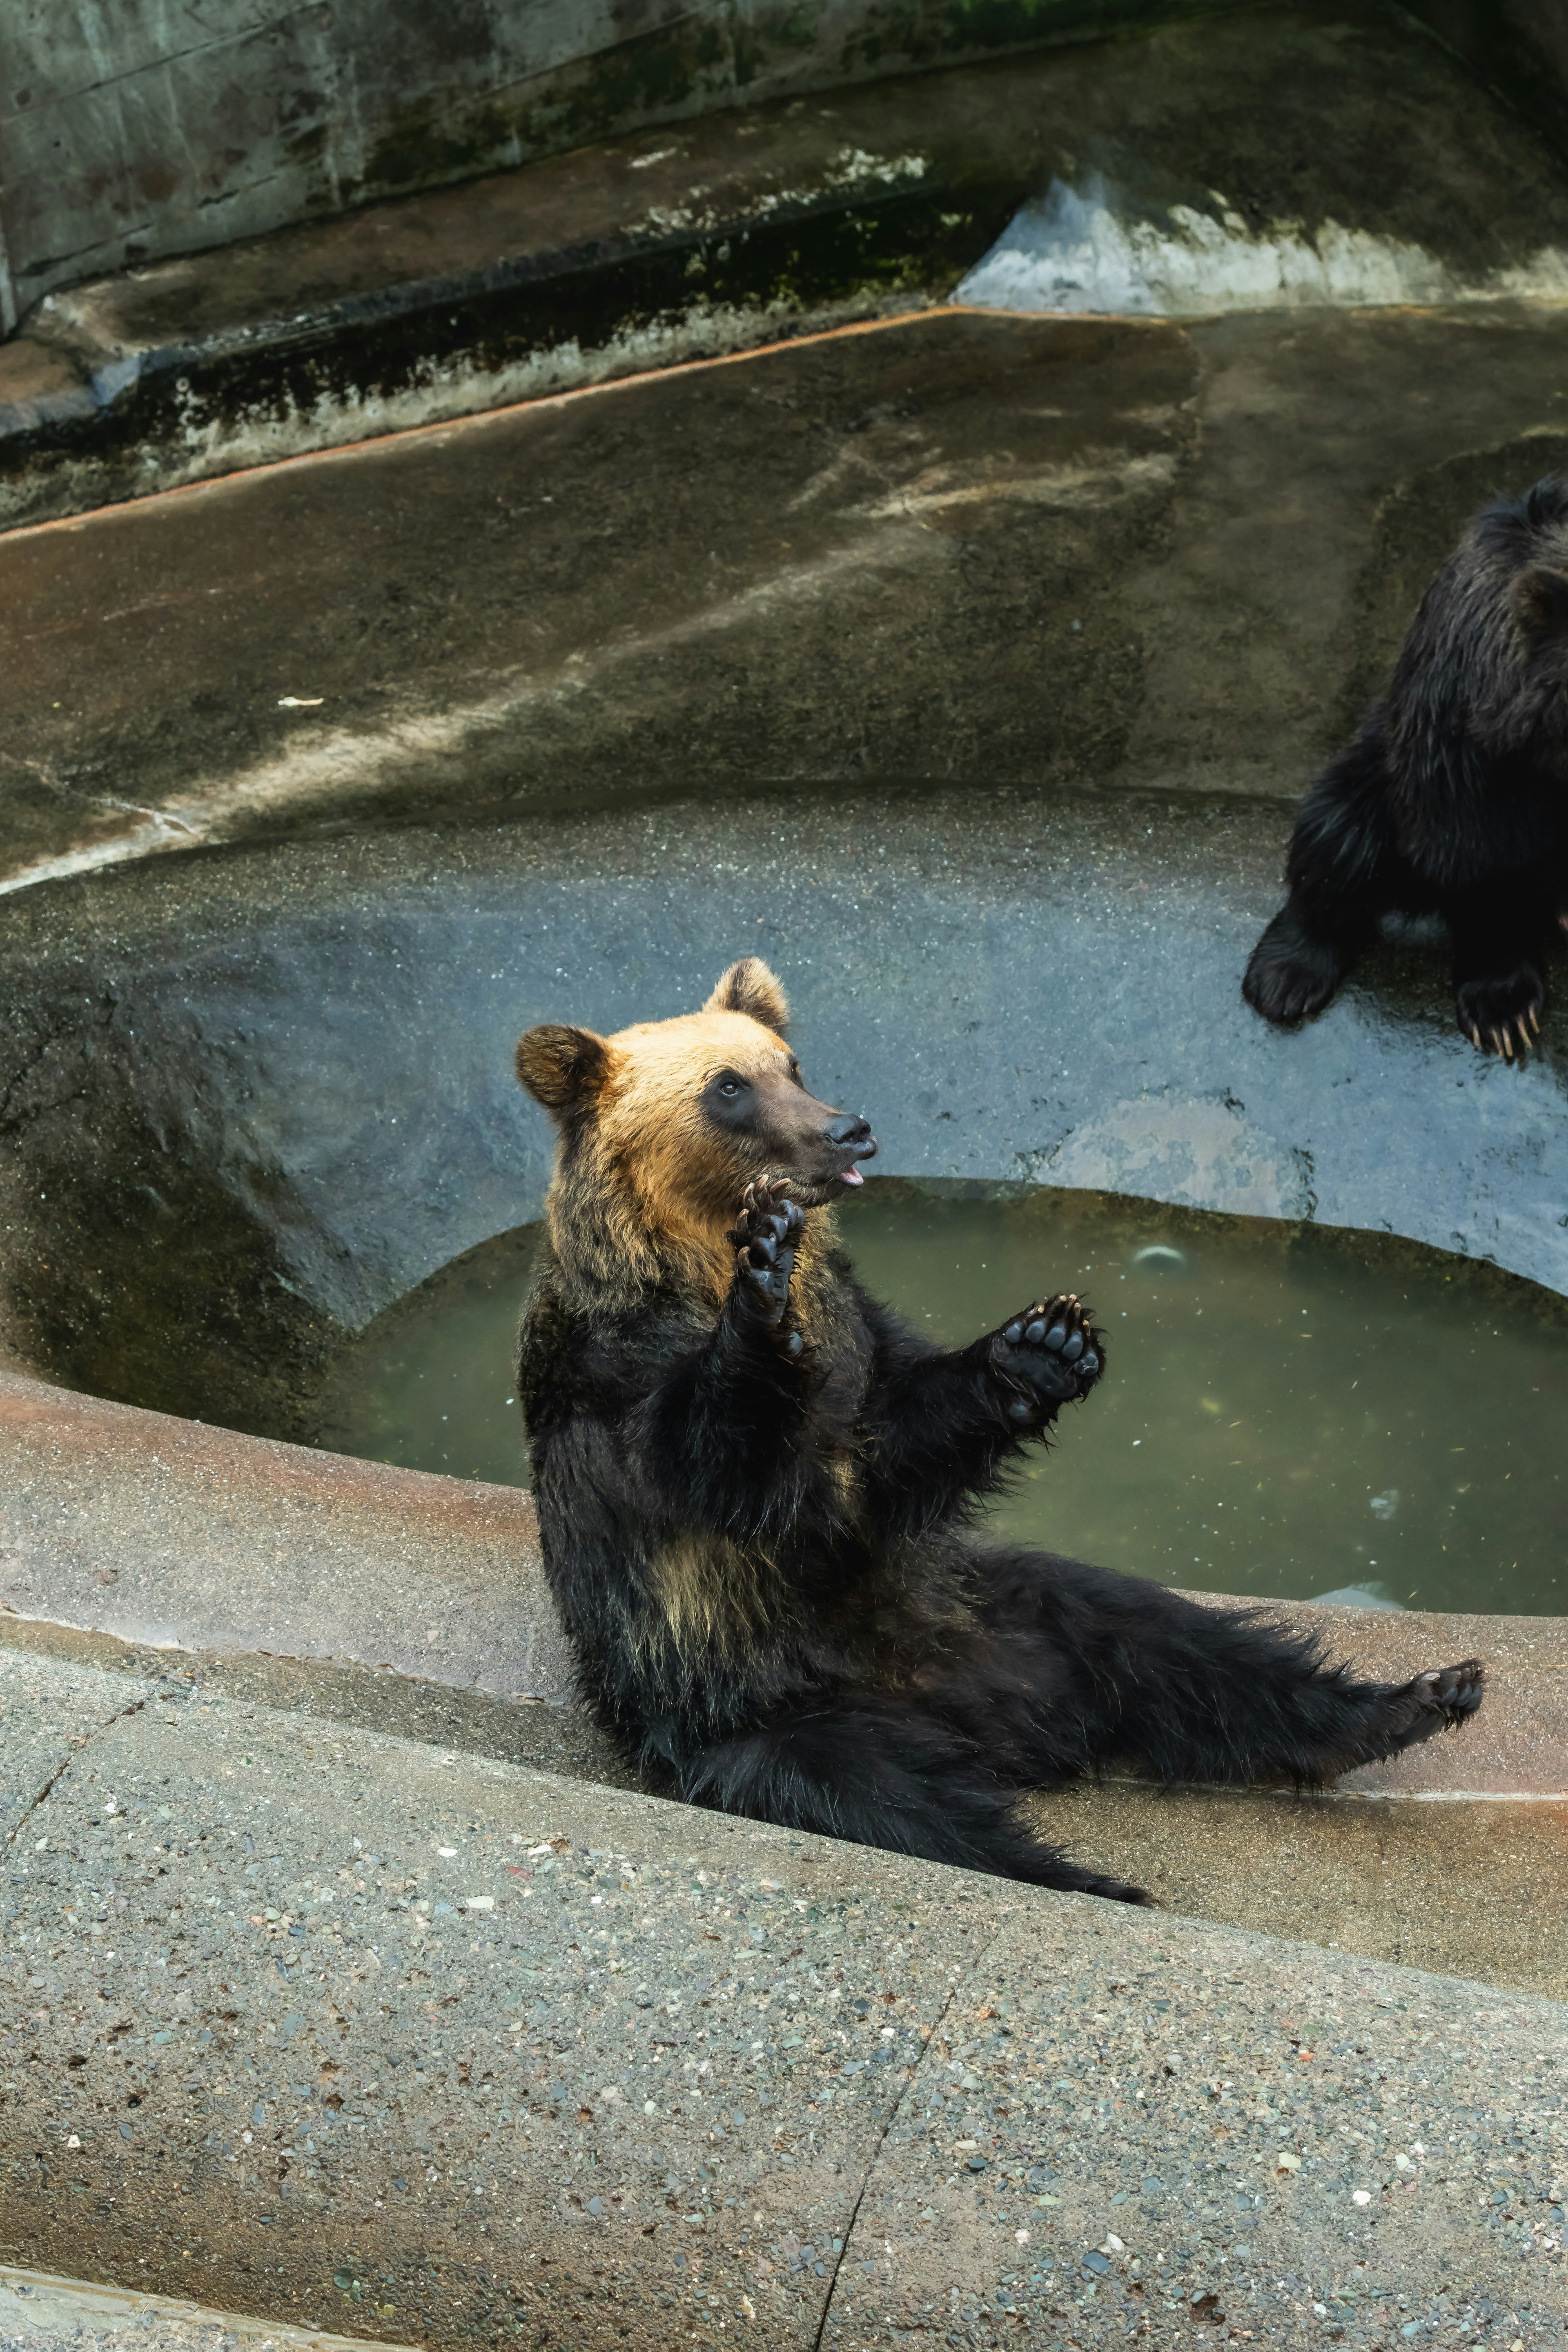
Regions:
[[1, 1643, 1564, 2349], [3, 1369, 1566, 2006]]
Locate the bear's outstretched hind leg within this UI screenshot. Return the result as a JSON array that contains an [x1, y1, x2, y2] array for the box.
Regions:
[[677, 1702, 1154, 1904], [1100, 1586, 1486, 1789]]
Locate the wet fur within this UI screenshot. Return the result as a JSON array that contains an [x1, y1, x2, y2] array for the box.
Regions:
[[1244, 477, 1568, 1054], [517, 964, 1483, 1902]]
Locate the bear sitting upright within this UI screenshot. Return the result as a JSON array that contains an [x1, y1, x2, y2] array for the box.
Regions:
[[515, 958, 1482, 1902], [1244, 475, 1568, 1056]]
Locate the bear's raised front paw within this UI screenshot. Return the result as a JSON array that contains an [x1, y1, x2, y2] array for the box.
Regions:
[[991, 1294, 1103, 1423], [729, 1177, 804, 1338], [1455, 968, 1544, 1060]]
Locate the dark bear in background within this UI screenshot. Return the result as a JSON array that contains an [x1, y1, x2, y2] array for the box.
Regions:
[[1245, 476, 1568, 1056], [515, 958, 1483, 1902]]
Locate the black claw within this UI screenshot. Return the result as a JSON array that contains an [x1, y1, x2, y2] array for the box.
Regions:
[[1042, 1323, 1067, 1352]]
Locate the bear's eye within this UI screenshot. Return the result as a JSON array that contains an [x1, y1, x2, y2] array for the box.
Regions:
[[716, 1074, 746, 1098]]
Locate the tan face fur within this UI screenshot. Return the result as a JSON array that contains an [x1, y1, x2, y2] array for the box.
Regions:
[[515, 960, 875, 1281]]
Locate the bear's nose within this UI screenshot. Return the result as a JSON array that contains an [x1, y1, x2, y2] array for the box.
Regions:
[[826, 1111, 876, 1157]]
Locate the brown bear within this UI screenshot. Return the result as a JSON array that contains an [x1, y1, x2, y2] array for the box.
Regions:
[[514, 958, 1483, 1901]]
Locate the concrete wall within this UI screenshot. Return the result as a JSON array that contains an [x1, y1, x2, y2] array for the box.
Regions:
[[0, 0, 1259, 337]]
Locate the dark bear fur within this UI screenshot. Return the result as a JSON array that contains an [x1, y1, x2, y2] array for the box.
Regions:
[[515, 960, 1483, 1903], [1244, 476, 1568, 1056]]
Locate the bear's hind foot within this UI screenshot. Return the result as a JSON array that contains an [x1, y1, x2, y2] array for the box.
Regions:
[[992, 1294, 1103, 1422], [1379, 1657, 1485, 1755]]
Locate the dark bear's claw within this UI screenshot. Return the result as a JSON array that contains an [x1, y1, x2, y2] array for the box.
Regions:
[[1455, 968, 1545, 1060], [991, 1292, 1104, 1422], [729, 1177, 805, 1333]]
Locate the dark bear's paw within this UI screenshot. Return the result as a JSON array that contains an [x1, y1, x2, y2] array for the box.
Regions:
[[1383, 1657, 1485, 1754], [729, 1177, 804, 1338], [1242, 906, 1354, 1026], [1455, 967, 1545, 1060], [991, 1294, 1103, 1423]]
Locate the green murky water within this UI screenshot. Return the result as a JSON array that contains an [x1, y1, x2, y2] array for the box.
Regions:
[[312, 1179, 1568, 1615]]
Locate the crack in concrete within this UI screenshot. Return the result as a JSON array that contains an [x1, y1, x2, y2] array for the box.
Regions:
[[813, 1952, 973, 2350], [5, 1688, 150, 1849]]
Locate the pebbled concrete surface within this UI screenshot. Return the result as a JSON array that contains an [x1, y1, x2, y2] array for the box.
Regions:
[[0, 2267, 415, 2352], [0, 1652, 1564, 2350]]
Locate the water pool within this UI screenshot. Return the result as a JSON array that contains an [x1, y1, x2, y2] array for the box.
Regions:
[[312, 1179, 1567, 1614]]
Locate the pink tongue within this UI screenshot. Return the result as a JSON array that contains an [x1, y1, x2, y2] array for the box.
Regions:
[[840, 1167, 865, 1186]]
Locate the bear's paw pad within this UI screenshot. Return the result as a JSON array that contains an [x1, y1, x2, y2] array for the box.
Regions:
[[993, 1293, 1104, 1414]]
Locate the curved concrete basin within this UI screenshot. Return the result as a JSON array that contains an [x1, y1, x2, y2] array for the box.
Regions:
[[1, 790, 1566, 2005]]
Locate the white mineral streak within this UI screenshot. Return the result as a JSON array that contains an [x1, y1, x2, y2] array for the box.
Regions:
[[958, 175, 1568, 318]]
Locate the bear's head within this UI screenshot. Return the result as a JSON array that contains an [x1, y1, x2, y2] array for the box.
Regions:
[[516, 959, 876, 1278]]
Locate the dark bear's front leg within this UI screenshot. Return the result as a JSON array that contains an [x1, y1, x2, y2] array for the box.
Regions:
[[1448, 877, 1552, 1057], [729, 1177, 806, 1345], [1243, 727, 1407, 1026]]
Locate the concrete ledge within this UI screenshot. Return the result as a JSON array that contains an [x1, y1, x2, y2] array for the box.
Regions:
[[1, 1651, 1564, 2349], [0, 1375, 566, 1704], [4, 1365, 1568, 2008], [0, 2267, 417, 2352]]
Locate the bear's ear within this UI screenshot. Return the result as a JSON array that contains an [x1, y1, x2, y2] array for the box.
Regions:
[[703, 957, 789, 1035], [515, 1024, 611, 1114], [1511, 564, 1568, 636]]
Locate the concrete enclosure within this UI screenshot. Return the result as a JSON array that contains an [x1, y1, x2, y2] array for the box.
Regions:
[[4, 4, 1568, 2346]]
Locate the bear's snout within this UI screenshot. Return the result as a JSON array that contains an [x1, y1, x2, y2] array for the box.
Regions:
[[825, 1109, 877, 1186]]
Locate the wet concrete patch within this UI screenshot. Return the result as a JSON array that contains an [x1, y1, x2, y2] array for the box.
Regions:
[[7, 6, 1566, 535], [0, 308, 1194, 893], [7, 299, 1568, 894]]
